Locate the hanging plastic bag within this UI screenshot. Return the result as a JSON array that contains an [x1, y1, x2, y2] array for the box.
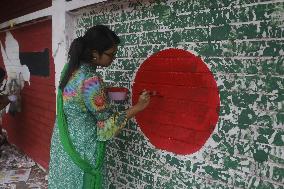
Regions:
[[7, 77, 21, 116]]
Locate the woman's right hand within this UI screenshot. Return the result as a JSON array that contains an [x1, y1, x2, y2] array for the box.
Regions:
[[135, 90, 150, 111], [126, 90, 150, 119]]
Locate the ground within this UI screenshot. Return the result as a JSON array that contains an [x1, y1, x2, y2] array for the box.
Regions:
[[0, 142, 48, 189]]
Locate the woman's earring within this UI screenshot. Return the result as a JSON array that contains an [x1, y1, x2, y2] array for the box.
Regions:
[[93, 57, 98, 66]]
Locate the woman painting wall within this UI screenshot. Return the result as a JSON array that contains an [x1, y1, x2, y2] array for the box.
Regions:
[[48, 25, 150, 188]]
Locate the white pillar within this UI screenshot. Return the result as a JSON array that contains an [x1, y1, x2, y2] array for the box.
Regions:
[[52, 0, 67, 94]]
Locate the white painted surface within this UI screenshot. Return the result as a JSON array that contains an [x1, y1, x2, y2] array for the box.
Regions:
[[52, 0, 67, 92], [0, 32, 30, 88], [65, 0, 106, 11]]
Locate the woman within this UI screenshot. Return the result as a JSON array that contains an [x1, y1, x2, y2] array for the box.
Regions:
[[48, 25, 150, 189]]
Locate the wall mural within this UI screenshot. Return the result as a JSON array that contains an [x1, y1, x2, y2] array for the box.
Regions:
[[132, 48, 220, 155], [0, 20, 54, 169], [0, 31, 50, 114], [0, 32, 30, 89], [73, 0, 284, 188], [0, 32, 50, 85], [19, 48, 50, 77]]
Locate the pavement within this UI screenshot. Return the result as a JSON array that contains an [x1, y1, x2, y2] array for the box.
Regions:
[[0, 142, 48, 189]]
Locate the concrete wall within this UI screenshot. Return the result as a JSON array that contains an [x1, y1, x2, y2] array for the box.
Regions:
[[73, 0, 284, 188]]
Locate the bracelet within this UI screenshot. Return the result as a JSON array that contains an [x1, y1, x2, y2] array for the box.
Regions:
[[8, 95, 17, 102]]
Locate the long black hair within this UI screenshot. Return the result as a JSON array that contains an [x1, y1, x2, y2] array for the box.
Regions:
[[0, 68, 6, 80], [59, 25, 120, 90]]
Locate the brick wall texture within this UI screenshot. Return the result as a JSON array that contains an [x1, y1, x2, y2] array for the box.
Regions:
[[74, 0, 284, 188]]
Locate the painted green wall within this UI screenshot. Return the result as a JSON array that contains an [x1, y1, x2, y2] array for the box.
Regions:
[[75, 0, 284, 188]]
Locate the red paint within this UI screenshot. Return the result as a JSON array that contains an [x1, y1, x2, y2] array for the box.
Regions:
[[132, 48, 220, 155], [0, 20, 55, 168]]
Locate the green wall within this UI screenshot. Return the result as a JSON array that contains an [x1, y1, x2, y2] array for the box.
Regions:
[[75, 0, 284, 188]]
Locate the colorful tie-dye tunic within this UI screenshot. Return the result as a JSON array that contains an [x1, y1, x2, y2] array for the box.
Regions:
[[48, 64, 127, 188]]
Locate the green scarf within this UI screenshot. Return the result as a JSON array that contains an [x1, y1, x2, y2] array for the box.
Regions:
[[57, 64, 106, 189]]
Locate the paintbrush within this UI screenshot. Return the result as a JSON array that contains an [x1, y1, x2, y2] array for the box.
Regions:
[[140, 90, 163, 97]]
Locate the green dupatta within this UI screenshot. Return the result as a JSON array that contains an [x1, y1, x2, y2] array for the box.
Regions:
[[57, 64, 106, 189]]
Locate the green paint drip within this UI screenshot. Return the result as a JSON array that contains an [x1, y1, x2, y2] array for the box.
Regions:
[[185, 160, 191, 172], [270, 155, 284, 164], [204, 166, 229, 182], [152, 3, 172, 21], [272, 167, 284, 182], [223, 140, 235, 155], [276, 113, 284, 126], [212, 134, 222, 142], [273, 132, 284, 146], [165, 154, 181, 167], [223, 157, 239, 170], [232, 93, 258, 108], [257, 127, 275, 144], [257, 135, 269, 144], [276, 57, 284, 75], [239, 109, 257, 125], [253, 149, 268, 163], [192, 162, 202, 173], [238, 124, 249, 130]]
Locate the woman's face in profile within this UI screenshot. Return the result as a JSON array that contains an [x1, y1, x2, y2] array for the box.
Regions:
[[92, 46, 117, 67]]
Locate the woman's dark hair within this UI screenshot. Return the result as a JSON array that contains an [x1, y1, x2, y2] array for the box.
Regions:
[[59, 25, 120, 90], [0, 68, 6, 80]]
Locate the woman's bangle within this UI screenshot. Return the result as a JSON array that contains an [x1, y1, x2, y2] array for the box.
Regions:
[[8, 95, 17, 102]]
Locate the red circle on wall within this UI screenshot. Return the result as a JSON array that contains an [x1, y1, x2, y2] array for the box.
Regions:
[[132, 48, 220, 155]]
